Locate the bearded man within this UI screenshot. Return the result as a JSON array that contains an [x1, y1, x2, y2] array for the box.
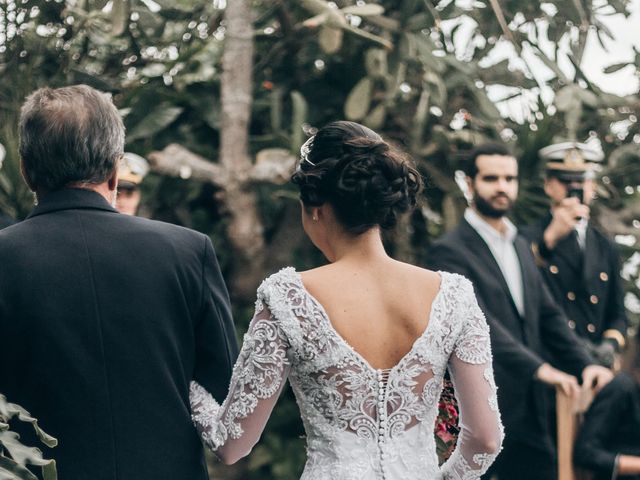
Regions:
[[426, 143, 612, 480]]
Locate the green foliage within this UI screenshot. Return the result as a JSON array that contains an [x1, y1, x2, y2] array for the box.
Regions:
[[0, 395, 57, 480]]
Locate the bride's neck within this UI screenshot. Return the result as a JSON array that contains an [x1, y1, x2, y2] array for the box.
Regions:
[[327, 227, 389, 264]]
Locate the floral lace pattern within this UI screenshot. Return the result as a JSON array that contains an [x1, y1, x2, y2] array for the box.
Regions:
[[190, 268, 503, 479]]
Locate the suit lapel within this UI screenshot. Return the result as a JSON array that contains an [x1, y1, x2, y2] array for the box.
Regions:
[[459, 219, 521, 318], [514, 236, 537, 341]]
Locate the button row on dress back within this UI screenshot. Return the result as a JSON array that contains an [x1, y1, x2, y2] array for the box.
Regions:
[[377, 369, 391, 440], [377, 369, 391, 479]]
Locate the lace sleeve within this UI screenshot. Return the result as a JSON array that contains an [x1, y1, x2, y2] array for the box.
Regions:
[[189, 297, 291, 464], [441, 281, 504, 479]]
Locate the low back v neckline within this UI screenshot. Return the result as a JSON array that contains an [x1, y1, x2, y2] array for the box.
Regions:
[[293, 270, 447, 375]]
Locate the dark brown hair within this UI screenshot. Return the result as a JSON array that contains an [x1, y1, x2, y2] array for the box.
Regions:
[[291, 121, 422, 235]]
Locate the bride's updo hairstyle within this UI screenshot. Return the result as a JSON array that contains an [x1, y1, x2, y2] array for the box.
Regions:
[[291, 121, 422, 235]]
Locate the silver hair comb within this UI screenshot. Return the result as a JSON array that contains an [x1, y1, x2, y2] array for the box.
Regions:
[[298, 135, 316, 169]]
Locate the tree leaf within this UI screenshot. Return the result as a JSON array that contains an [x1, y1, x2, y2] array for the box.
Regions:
[[364, 48, 388, 77], [0, 397, 57, 448], [126, 105, 184, 142], [412, 34, 445, 73], [0, 432, 50, 468], [363, 103, 386, 130], [140, 63, 166, 78], [340, 4, 385, 16], [344, 77, 373, 121], [111, 0, 129, 36], [290, 91, 308, 152], [270, 88, 283, 134], [42, 460, 57, 480], [411, 88, 430, 148], [302, 12, 328, 28], [603, 62, 631, 74], [318, 26, 343, 53], [0, 455, 39, 480]]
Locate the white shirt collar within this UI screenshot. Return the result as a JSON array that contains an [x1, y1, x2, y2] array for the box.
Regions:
[[464, 208, 517, 243]]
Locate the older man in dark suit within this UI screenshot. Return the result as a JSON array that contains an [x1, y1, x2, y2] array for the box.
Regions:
[[0, 212, 13, 229], [0, 85, 239, 480], [426, 143, 612, 480]]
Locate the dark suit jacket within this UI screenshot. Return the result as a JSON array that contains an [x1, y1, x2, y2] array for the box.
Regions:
[[0, 212, 14, 229], [426, 218, 592, 451], [0, 188, 239, 480], [521, 215, 628, 346], [574, 373, 640, 480]]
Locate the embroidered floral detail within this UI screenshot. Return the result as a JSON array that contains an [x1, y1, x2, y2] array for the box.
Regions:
[[190, 268, 503, 479]]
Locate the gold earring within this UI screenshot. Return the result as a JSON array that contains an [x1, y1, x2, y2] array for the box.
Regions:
[[312, 214, 318, 222]]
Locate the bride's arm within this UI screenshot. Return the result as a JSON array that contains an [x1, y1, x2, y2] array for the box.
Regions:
[[440, 280, 504, 479], [189, 298, 291, 464]]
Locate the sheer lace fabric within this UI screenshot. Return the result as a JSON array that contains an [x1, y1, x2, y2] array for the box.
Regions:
[[190, 268, 503, 479]]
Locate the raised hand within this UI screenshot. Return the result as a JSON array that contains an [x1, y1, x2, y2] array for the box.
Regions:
[[543, 197, 590, 250]]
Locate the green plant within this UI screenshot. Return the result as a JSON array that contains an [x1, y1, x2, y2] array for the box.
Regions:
[[0, 394, 57, 480]]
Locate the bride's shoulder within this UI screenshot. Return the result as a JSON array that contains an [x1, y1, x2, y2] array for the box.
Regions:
[[431, 271, 479, 314], [257, 266, 303, 300], [438, 270, 475, 292]]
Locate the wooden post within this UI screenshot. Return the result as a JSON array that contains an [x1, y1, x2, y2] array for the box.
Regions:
[[556, 388, 577, 480], [556, 387, 595, 480]]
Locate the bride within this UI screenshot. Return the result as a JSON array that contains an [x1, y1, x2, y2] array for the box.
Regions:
[[189, 121, 503, 479]]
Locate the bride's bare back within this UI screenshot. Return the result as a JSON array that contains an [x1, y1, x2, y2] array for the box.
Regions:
[[300, 260, 442, 370]]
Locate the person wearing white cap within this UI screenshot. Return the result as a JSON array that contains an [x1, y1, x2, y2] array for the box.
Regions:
[[521, 142, 628, 368], [116, 152, 149, 215]]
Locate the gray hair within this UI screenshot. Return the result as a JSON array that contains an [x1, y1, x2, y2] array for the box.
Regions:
[[19, 85, 125, 192]]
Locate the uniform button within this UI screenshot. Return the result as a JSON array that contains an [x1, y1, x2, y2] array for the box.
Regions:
[[590, 295, 599, 304], [600, 272, 609, 281], [567, 291, 576, 301], [587, 323, 596, 333], [568, 320, 576, 329], [549, 265, 559, 274]]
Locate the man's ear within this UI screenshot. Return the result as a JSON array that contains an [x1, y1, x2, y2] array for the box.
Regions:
[[107, 168, 118, 192], [20, 160, 35, 192], [465, 176, 474, 195]]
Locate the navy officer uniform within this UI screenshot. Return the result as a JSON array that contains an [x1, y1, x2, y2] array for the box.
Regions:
[[521, 142, 627, 367]]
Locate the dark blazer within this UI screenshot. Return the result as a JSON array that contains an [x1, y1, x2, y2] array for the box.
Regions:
[[521, 215, 628, 346], [0, 188, 239, 480], [0, 212, 13, 229], [426, 218, 592, 451], [574, 373, 640, 480]]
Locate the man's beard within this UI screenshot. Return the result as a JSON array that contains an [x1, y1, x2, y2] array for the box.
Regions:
[[474, 193, 514, 219]]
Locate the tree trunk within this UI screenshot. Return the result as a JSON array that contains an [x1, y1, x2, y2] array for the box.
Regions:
[[220, 0, 267, 300]]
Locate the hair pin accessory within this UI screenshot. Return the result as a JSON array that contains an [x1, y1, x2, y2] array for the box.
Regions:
[[298, 135, 316, 169]]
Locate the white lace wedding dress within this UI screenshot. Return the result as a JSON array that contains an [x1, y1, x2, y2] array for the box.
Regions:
[[190, 268, 503, 479]]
